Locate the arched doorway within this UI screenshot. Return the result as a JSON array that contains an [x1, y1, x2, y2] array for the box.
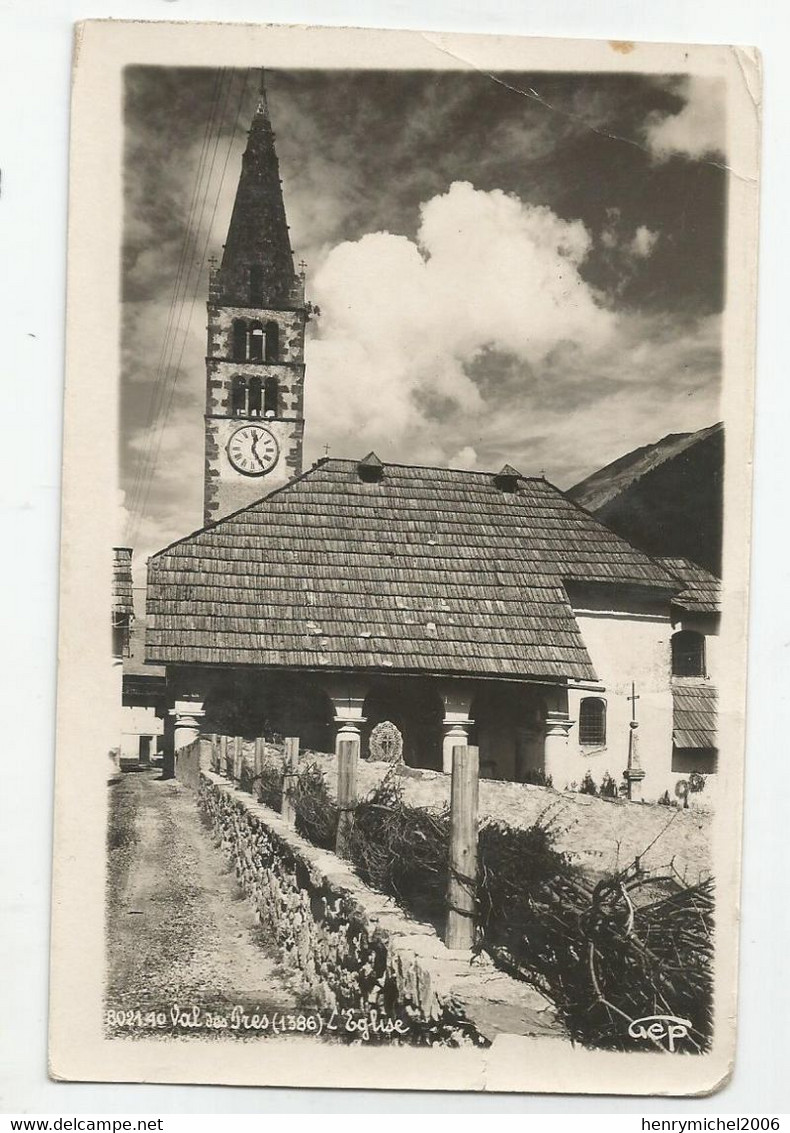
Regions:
[[202, 670, 333, 752], [469, 684, 546, 781], [262, 674, 334, 752], [362, 678, 443, 769]]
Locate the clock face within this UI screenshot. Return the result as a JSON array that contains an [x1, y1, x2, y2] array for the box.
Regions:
[[226, 426, 279, 476]]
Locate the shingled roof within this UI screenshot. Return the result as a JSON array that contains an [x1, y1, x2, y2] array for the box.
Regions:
[[658, 557, 721, 615], [673, 684, 718, 749], [146, 459, 678, 682]]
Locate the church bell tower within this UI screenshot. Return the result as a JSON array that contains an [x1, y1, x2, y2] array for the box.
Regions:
[[204, 74, 306, 525]]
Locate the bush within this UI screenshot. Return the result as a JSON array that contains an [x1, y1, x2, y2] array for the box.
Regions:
[[256, 760, 284, 811], [250, 755, 714, 1053], [579, 770, 598, 796], [292, 762, 339, 850], [349, 773, 449, 927], [521, 767, 554, 788], [600, 771, 619, 799]]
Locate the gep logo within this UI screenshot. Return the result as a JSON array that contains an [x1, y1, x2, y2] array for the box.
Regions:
[[627, 1015, 692, 1052]]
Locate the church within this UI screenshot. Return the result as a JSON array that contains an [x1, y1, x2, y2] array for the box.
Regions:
[[145, 79, 720, 805]]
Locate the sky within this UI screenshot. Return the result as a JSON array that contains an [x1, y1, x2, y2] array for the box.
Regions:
[[120, 66, 727, 564]]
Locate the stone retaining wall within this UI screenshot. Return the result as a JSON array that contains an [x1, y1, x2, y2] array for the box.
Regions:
[[198, 765, 565, 1047]]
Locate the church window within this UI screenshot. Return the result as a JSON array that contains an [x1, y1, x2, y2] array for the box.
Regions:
[[230, 375, 247, 415], [265, 320, 280, 362], [250, 264, 264, 307], [579, 698, 606, 746], [264, 375, 279, 417], [249, 321, 264, 362], [672, 631, 706, 677], [231, 319, 247, 361], [248, 376, 262, 417]]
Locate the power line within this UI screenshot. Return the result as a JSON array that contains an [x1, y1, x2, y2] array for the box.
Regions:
[[125, 69, 230, 537], [128, 69, 253, 547]]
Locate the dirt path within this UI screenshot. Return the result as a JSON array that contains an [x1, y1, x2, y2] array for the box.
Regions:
[[106, 770, 319, 1039]]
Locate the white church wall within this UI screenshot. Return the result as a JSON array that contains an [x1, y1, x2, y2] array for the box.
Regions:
[[563, 610, 675, 802]]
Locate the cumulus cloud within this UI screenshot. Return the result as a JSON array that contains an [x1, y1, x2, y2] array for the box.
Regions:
[[305, 181, 614, 461], [599, 211, 660, 269], [644, 77, 725, 163], [298, 180, 719, 488], [630, 225, 659, 259], [450, 446, 479, 470]]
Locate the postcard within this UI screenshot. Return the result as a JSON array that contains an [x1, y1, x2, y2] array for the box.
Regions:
[[51, 19, 760, 1094]]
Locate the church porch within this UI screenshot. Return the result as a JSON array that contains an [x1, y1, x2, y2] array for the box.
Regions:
[[162, 665, 571, 783]]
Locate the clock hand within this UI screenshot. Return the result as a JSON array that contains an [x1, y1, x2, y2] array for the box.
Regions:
[[250, 431, 260, 460]]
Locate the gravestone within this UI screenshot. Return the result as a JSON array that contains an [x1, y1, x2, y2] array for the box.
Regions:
[[368, 720, 403, 763]]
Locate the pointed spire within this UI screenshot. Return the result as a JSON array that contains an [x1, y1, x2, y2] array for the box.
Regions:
[[215, 70, 298, 309], [255, 68, 270, 119]]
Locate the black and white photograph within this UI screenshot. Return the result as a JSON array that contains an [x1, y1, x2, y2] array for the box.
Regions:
[[50, 21, 759, 1096]]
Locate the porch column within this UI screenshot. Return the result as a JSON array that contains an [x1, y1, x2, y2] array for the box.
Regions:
[[440, 685, 474, 774], [332, 699, 366, 758], [169, 697, 206, 752], [322, 678, 370, 759], [544, 710, 573, 786]]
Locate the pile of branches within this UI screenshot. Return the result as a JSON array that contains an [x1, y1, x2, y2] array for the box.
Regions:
[[345, 773, 715, 1051], [581, 871, 714, 1051], [349, 774, 449, 927], [245, 761, 714, 1051], [255, 759, 284, 811], [292, 761, 339, 850], [478, 837, 714, 1051]]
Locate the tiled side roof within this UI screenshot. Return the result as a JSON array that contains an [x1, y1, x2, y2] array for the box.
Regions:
[[147, 460, 678, 681], [673, 684, 718, 749], [658, 557, 721, 614], [112, 548, 134, 617]]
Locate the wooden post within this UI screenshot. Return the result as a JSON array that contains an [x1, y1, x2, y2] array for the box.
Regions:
[[254, 737, 265, 795], [219, 735, 228, 777], [233, 736, 243, 782], [210, 734, 219, 773], [281, 736, 300, 828], [335, 739, 358, 859], [445, 744, 479, 951]]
